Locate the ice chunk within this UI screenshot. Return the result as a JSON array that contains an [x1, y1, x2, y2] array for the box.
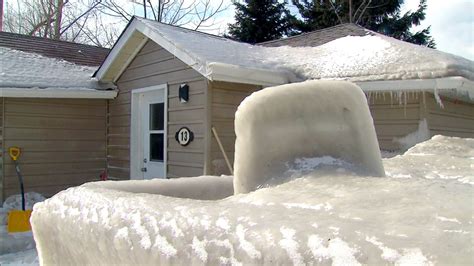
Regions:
[[234, 80, 385, 193]]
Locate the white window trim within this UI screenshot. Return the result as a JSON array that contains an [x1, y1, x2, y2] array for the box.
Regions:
[[130, 84, 168, 179]]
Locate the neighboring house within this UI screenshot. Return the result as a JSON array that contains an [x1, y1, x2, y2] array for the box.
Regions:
[[94, 17, 473, 181], [0, 32, 116, 201]]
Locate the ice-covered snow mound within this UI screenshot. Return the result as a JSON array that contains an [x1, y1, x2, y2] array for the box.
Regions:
[[384, 135, 474, 185], [234, 80, 384, 193], [31, 135, 473, 265]]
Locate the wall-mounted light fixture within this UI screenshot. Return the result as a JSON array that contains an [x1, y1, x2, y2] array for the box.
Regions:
[[179, 84, 189, 103]]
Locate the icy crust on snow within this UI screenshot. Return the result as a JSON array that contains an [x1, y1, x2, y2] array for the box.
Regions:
[[233, 80, 384, 193], [139, 18, 473, 82], [31, 136, 473, 265], [0, 47, 100, 89], [385, 135, 474, 185]]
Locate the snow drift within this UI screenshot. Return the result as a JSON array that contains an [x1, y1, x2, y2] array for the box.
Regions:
[[234, 80, 384, 193], [31, 135, 473, 265], [30, 81, 472, 264]]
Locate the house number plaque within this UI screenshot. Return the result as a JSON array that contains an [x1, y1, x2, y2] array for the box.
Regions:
[[175, 127, 194, 146]]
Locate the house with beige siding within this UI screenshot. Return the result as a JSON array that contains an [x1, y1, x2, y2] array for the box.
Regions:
[[95, 17, 473, 181], [1, 18, 473, 201], [0, 32, 116, 201]]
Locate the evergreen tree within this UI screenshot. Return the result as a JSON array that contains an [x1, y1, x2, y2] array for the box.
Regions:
[[291, 0, 435, 48], [228, 0, 295, 43]]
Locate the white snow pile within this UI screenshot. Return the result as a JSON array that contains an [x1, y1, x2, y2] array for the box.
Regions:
[[139, 17, 474, 82], [233, 81, 384, 193], [30, 81, 472, 265], [385, 135, 474, 185], [31, 138, 473, 265], [0, 47, 100, 89], [0, 192, 45, 262]]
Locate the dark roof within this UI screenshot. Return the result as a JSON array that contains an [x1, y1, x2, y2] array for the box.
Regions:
[[0, 31, 110, 66], [260, 23, 371, 47]]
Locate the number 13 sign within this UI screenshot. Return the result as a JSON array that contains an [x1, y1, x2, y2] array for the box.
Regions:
[[175, 127, 194, 146]]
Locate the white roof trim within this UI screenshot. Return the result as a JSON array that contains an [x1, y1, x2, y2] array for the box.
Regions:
[[0, 88, 118, 99], [207, 62, 301, 86], [95, 19, 140, 80]]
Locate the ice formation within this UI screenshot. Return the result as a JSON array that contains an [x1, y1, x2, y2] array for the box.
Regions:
[[30, 80, 472, 264], [233, 80, 384, 193], [31, 135, 473, 264]]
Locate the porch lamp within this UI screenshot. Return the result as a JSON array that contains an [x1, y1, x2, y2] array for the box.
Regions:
[[179, 84, 189, 103]]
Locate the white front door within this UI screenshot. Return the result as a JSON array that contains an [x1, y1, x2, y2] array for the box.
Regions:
[[131, 85, 167, 179]]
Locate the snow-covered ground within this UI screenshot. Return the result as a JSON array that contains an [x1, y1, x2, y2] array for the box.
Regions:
[[27, 135, 473, 265], [0, 192, 45, 265]]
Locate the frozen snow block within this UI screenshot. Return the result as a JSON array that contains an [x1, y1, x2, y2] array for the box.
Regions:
[[234, 80, 385, 194]]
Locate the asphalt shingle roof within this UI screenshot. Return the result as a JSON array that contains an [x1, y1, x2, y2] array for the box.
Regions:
[[0, 31, 110, 66]]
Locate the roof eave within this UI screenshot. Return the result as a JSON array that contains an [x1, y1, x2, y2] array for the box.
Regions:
[[0, 87, 118, 99], [356, 76, 474, 103], [206, 62, 302, 87]]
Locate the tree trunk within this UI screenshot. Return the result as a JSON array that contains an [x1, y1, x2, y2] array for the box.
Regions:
[[54, 0, 63, 39]]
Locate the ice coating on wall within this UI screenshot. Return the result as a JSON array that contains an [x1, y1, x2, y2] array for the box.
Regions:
[[31, 135, 473, 265], [233, 80, 384, 193]]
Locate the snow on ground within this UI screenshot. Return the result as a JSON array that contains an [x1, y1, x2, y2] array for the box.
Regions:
[[384, 135, 474, 185], [30, 135, 473, 265], [0, 47, 100, 89], [0, 193, 45, 265]]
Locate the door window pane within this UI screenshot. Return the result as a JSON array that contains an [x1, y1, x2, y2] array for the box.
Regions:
[[150, 133, 164, 161], [150, 103, 164, 130]]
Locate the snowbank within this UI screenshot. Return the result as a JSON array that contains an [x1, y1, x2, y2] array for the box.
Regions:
[[234, 80, 384, 193], [385, 135, 474, 185], [31, 135, 473, 265]]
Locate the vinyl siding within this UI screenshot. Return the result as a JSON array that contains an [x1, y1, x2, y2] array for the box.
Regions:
[[209, 81, 262, 175], [367, 92, 422, 150], [108, 40, 207, 179], [2, 98, 107, 199], [425, 94, 474, 138]]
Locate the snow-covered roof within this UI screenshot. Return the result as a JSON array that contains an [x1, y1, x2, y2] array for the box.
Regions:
[[96, 17, 473, 100], [0, 47, 116, 99]]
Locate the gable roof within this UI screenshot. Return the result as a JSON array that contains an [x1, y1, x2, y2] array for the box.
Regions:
[[0, 31, 109, 66], [260, 23, 370, 47], [95, 17, 473, 101]]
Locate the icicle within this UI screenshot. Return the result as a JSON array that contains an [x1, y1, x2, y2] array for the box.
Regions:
[[404, 91, 409, 117], [434, 88, 445, 109]]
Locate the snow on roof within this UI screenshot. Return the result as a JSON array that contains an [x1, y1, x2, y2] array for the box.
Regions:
[[136, 17, 473, 83], [0, 47, 100, 89]]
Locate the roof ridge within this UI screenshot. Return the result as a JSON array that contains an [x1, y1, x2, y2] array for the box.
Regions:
[[259, 23, 368, 45], [136, 17, 230, 41], [0, 31, 110, 50]]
